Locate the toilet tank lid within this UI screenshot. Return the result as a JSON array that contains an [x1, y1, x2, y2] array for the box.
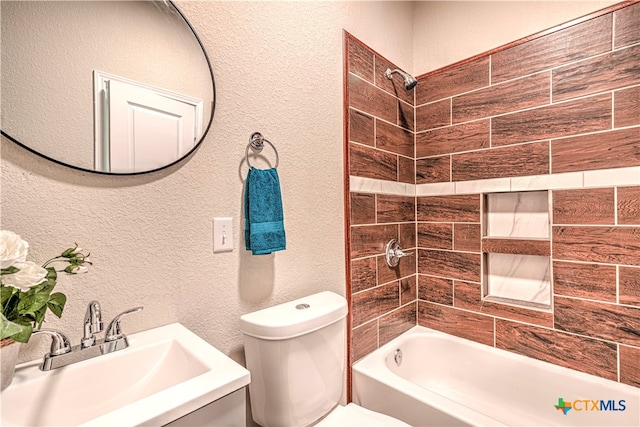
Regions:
[[239, 291, 348, 340]]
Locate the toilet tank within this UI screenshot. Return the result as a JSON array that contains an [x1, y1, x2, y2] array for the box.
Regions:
[[240, 291, 348, 427]]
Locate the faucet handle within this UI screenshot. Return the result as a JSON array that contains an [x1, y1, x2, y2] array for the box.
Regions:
[[32, 329, 72, 356], [385, 239, 414, 268], [105, 306, 143, 342]]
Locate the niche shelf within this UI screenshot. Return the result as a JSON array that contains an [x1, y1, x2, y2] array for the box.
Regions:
[[482, 191, 551, 310]]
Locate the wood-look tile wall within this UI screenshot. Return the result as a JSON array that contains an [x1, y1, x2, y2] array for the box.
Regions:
[[414, 4, 640, 183], [345, 2, 640, 387], [347, 35, 416, 184], [417, 189, 640, 387], [346, 34, 418, 363], [415, 3, 640, 388]]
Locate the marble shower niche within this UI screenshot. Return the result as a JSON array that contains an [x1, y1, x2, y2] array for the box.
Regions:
[[483, 191, 551, 309]]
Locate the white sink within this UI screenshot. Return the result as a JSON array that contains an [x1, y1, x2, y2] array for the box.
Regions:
[[1, 323, 250, 426]]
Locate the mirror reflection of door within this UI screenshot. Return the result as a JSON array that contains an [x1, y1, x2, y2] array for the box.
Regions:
[[93, 71, 203, 173]]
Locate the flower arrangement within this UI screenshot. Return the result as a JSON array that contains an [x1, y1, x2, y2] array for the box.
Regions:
[[0, 230, 91, 343]]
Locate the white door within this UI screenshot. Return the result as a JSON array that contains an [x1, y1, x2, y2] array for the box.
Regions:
[[94, 71, 203, 173]]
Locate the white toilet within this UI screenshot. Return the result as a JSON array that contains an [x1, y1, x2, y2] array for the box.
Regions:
[[240, 291, 410, 427]]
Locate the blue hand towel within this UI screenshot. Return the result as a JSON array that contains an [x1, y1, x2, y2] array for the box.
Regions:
[[244, 167, 286, 255]]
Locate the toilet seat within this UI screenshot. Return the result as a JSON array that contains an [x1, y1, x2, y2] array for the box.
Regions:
[[316, 403, 410, 426]]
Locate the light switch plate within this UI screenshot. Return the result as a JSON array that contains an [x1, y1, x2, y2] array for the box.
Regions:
[[213, 217, 234, 253]]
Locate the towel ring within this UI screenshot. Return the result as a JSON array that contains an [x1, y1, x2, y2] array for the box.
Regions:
[[245, 132, 279, 169]]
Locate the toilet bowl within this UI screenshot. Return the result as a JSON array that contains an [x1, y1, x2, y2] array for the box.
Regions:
[[240, 291, 409, 427]]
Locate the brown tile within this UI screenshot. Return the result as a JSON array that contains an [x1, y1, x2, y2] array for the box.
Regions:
[[452, 141, 549, 181], [349, 143, 397, 181], [398, 100, 415, 132], [619, 266, 640, 307], [416, 99, 450, 132], [377, 195, 415, 224], [417, 194, 481, 222], [350, 224, 398, 259], [552, 188, 615, 225], [377, 255, 415, 286], [554, 296, 640, 347], [417, 300, 494, 346], [418, 275, 453, 305], [552, 127, 640, 174], [614, 2, 640, 49], [553, 226, 640, 266], [553, 44, 640, 102], [350, 193, 375, 225], [615, 86, 640, 128], [349, 109, 374, 146], [416, 157, 451, 185], [347, 37, 374, 82], [375, 56, 415, 107], [620, 344, 640, 387], [618, 186, 640, 225], [451, 280, 483, 311], [398, 156, 415, 184], [492, 94, 611, 147], [349, 73, 397, 123], [553, 261, 617, 303], [417, 222, 452, 250], [453, 223, 481, 253], [455, 281, 553, 327], [482, 238, 550, 256], [352, 321, 378, 362], [416, 120, 490, 158], [376, 120, 414, 158], [351, 257, 377, 293], [400, 275, 417, 306], [491, 14, 612, 84], [453, 73, 550, 123], [379, 302, 416, 346], [415, 156, 450, 184], [496, 320, 617, 381], [416, 57, 489, 105], [352, 281, 400, 326], [399, 223, 416, 249], [418, 249, 481, 283]]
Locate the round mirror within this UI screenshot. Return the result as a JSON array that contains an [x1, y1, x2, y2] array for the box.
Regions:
[[1, 0, 214, 175]]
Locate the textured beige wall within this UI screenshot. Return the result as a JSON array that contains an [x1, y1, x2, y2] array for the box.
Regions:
[[413, 1, 619, 74], [1, 0, 414, 364]]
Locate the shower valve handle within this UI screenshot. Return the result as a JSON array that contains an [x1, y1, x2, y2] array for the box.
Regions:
[[385, 239, 413, 268]]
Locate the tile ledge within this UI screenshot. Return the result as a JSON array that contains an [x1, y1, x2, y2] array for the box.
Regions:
[[350, 167, 640, 196]]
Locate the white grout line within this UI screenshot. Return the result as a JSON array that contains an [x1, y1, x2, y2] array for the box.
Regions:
[[616, 264, 620, 305]]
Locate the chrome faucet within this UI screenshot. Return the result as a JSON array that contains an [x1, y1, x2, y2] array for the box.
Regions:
[[34, 302, 143, 371], [81, 300, 103, 349]]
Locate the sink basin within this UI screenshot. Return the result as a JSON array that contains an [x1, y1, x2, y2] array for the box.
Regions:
[[1, 323, 250, 426]]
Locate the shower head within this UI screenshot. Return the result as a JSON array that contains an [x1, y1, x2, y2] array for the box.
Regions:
[[385, 68, 418, 91]]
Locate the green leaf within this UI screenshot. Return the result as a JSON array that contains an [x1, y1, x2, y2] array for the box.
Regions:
[[11, 322, 32, 343], [0, 313, 30, 342], [45, 267, 57, 281], [17, 292, 50, 316], [37, 278, 56, 294], [0, 266, 20, 276], [1, 285, 17, 307], [47, 293, 67, 318]]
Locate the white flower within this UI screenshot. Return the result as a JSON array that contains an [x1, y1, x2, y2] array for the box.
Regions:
[[2, 261, 48, 291], [70, 265, 88, 274], [0, 230, 29, 269]]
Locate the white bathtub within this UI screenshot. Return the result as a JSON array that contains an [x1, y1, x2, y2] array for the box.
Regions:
[[353, 326, 640, 426]]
